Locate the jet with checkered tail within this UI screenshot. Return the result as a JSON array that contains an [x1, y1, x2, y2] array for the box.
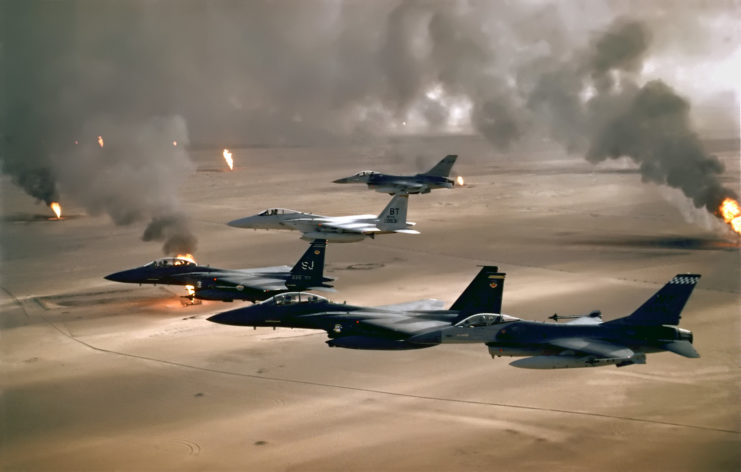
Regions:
[[408, 273, 702, 369]]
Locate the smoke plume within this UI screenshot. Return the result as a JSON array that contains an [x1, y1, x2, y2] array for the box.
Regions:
[[524, 18, 738, 212], [51, 115, 198, 254], [2, 1, 738, 237]]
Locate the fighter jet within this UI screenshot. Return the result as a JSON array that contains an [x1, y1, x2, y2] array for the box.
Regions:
[[104, 240, 333, 302], [227, 194, 418, 243], [207, 266, 505, 349], [409, 273, 702, 369], [333, 154, 458, 194]]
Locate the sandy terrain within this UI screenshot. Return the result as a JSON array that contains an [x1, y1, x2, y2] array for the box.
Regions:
[[1, 136, 739, 471]]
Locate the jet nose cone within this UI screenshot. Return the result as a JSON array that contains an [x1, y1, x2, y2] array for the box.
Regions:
[[104, 270, 137, 283], [207, 310, 249, 326], [227, 216, 258, 228], [408, 330, 442, 346], [207, 313, 228, 324], [333, 177, 351, 183]]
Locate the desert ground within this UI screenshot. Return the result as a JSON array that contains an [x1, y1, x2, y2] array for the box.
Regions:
[[1, 135, 739, 471]]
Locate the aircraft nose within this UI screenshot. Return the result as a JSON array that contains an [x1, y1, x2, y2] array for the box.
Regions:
[[407, 330, 442, 345], [333, 176, 352, 183], [207, 310, 250, 326], [227, 216, 259, 228], [207, 313, 230, 324], [104, 269, 139, 283]]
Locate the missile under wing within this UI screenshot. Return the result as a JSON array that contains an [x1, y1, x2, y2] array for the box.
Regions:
[[409, 273, 701, 369]]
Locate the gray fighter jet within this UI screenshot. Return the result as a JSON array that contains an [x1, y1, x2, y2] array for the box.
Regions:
[[207, 266, 505, 349], [409, 273, 701, 369], [227, 194, 418, 243], [333, 154, 458, 194], [104, 240, 333, 302]]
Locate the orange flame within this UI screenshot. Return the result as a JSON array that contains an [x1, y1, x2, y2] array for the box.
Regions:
[[50, 202, 62, 219], [175, 253, 197, 264], [185, 284, 196, 297], [456, 176, 464, 186], [97, 135, 104, 148], [222, 148, 234, 170], [719, 198, 741, 234], [172, 140, 178, 147]]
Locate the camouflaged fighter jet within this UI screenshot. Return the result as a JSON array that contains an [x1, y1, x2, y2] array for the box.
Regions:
[[408, 273, 701, 369], [333, 154, 458, 194], [104, 240, 333, 302], [207, 266, 505, 349], [227, 194, 418, 243]]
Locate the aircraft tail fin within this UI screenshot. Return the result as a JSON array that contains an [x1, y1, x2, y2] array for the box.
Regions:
[[450, 266, 506, 318], [288, 239, 333, 289], [377, 194, 410, 230], [425, 154, 458, 177], [607, 274, 701, 326]]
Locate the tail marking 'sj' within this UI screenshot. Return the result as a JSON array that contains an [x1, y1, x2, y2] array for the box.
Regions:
[[289, 239, 330, 288]]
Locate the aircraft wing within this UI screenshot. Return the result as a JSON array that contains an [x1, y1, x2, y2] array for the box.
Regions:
[[385, 180, 426, 191], [234, 265, 291, 273], [376, 299, 446, 312], [172, 267, 291, 288], [213, 274, 287, 291], [548, 338, 635, 359], [358, 315, 452, 337], [318, 220, 381, 233]]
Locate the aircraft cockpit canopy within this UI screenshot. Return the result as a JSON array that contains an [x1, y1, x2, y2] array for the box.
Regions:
[[264, 292, 328, 306], [354, 170, 377, 177], [147, 257, 197, 268], [455, 313, 520, 328], [258, 208, 301, 216]]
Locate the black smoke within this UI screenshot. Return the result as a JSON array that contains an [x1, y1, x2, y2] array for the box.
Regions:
[[51, 115, 198, 254], [587, 80, 735, 211], [524, 18, 738, 212], [1, 1, 738, 239]]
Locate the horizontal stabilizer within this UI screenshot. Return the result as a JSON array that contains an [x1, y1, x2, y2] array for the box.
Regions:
[[661, 340, 700, 358]]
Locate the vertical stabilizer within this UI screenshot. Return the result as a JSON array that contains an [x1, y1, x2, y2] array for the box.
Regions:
[[377, 194, 410, 230], [288, 239, 330, 288], [607, 274, 701, 326], [424, 154, 458, 177], [451, 266, 506, 318]]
